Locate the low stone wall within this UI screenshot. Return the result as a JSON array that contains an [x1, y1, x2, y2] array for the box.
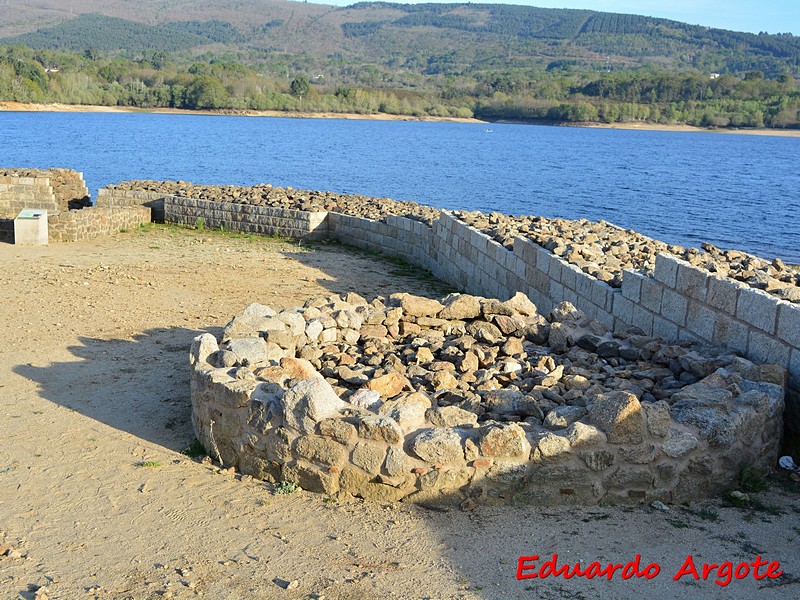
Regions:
[[0, 168, 88, 218], [163, 196, 329, 240], [190, 293, 785, 506], [48, 206, 150, 242], [96, 188, 166, 223], [618, 255, 800, 428]]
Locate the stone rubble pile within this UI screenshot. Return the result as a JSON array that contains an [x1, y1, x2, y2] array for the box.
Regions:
[[106, 180, 440, 225], [456, 211, 800, 302], [190, 291, 785, 506]]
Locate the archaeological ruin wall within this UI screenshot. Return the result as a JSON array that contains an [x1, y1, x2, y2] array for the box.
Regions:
[[128, 189, 797, 432]]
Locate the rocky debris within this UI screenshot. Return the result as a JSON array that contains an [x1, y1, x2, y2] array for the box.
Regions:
[[455, 211, 799, 301], [190, 291, 785, 506], [106, 180, 440, 225]]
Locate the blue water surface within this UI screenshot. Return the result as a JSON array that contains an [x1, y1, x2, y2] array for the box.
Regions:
[[1, 111, 797, 262]]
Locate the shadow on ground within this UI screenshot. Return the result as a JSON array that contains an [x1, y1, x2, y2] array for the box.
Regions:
[[13, 326, 215, 452]]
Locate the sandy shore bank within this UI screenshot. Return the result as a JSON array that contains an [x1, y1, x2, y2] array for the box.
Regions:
[[0, 101, 481, 123], [3, 101, 800, 136]]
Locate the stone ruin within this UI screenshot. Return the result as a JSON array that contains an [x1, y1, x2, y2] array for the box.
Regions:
[[190, 291, 785, 506]]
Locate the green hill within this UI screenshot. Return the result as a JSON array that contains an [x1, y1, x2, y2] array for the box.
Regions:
[[0, 1, 798, 128]]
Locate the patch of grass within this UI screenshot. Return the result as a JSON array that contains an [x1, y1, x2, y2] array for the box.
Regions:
[[135, 461, 163, 468], [195, 217, 205, 231], [119, 228, 129, 233], [698, 507, 719, 521], [272, 481, 299, 495], [668, 517, 691, 529], [736, 464, 768, 493], [182, 439, 207, 458]]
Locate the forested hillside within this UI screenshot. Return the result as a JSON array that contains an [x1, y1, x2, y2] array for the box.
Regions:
[[0, 1, 798, 128]]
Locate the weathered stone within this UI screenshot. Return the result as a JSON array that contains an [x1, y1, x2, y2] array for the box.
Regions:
[[411, 428, 464, 463], [304, 319, 324, 342], [367, 372, 408, 398], [428, 370, 459, 391], [293, 435, 347, 467], [670, 373, 733, 404], [351, 442, 385, 474], [384, 446, 408, 477], [580, 449, 615, 471], [588, 391, 644, 444], [378, 393, 430, 432], [643, 401, 671, 437], [565, 421, 606, 447], [190, 333, 219, 367], [466, 320, 503, 343], [317, 418, 358, 444], [479, 423, 531, 459], [282, 460, 338, 495], [358, 415, 403, 444], [671, 399, 736, 448], [543, 406, 587, 430], [426, 406, 478, 428], [661, 429, 698, 458], [227, 337, 272, 365], [280, 357, 320, 380], [277, 311, 306, 336], [281, 378, 348, 434], [535, 433, 571, 459], [494, 315, 525, 335], [548, 322, 570, 353], [503, 291, 539, 317], [400, 294, 444, 317], [501, 337, 525, 357], [438, 294, 482, 320], [482, 389, 524, 415], [349, 389, 382, 411]]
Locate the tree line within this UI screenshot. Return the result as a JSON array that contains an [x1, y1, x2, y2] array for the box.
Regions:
[[1, 45, 798, 128]]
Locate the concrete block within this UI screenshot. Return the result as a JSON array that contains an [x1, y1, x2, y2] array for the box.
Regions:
[[612, 294, 634, 326], [713, 314, 750, 353], [685, 300, 716, 342], [652, 315, 679, 341], [563, 288, 578, 306], [560, 263, 579, 291], [639, 278, 663, 313], [654, 254, 679, 287], [677, 329, 704, 344], [621, 270, 643, 302], [747, 330, 791, 366], [575, 273, 593, 301], [14, 209, 48, 245], [632, 304, 655, 335], [777, 302, 800, 345], [596, 309, 614, 331], [675, 261, 708, 302], [660, 289, 689, 327], [736, 288, 779, 334], [550, 281, 565, 303], [590, 279, 612, 311], [546, 255, 563, 282]]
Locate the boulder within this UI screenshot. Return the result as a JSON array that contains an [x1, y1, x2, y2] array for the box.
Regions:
[[281, 378, 348, 434]]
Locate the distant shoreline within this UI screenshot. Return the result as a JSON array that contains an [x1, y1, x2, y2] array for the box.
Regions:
[[2, 101, 800, 137]]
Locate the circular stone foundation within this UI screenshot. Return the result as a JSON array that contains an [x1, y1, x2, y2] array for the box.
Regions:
[[189, 291, 784, 506]]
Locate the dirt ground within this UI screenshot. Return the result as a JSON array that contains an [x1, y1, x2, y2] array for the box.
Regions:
[[0, 225, 798, 600]]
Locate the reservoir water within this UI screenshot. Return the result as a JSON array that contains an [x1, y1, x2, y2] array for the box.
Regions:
[[0, 111, 797, 262]]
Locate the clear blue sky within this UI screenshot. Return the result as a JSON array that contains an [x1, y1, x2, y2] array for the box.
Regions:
[[323, 1, 800, 35]]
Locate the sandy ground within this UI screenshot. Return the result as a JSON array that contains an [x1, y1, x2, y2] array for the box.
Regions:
[[0, 225, 798, 600], [3, 102, 800, 136]]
